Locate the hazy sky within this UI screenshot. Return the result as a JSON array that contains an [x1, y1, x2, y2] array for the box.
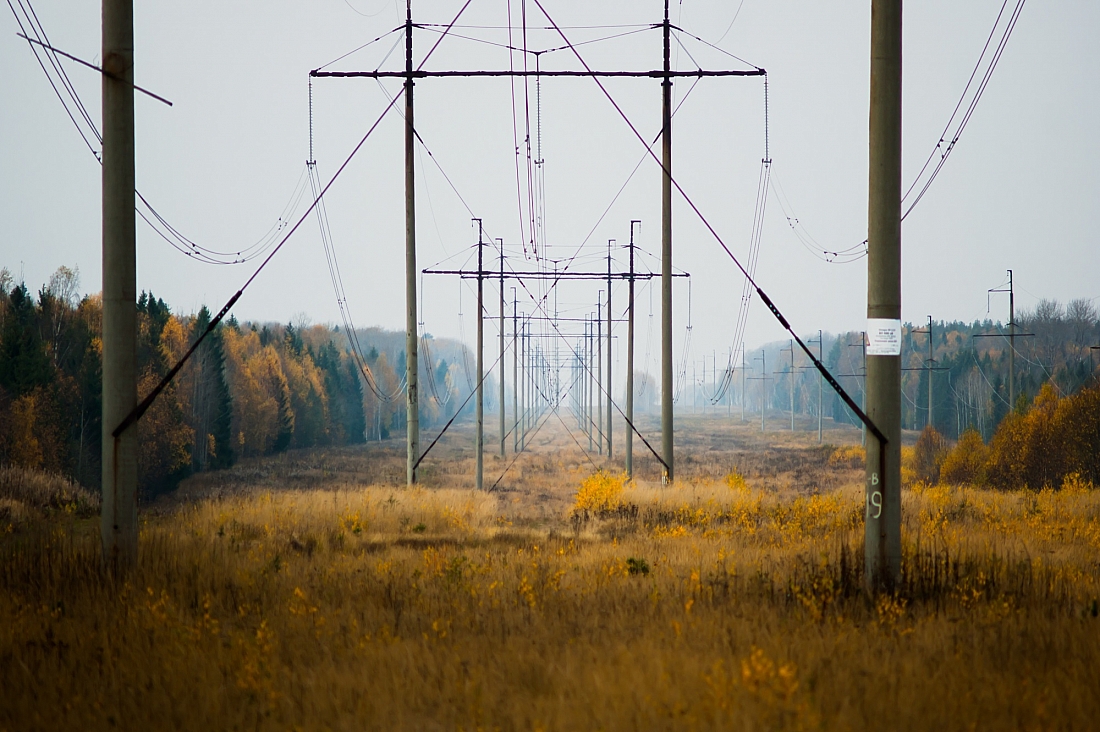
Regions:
[[2, 1, 1098, 377]]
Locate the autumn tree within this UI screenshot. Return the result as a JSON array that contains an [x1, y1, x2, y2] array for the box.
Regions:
[[186, 307, 235, 472], [316, 340, 366, 444], [135, 292, 191, 496], [0, 284, 52, 397], [940, 429, 989, 485], [0, 283, 61, 471], [912, 426, 950, 485]]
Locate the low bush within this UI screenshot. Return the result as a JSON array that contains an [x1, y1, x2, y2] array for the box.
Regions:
[[937, 383, 1099, 490], [940, 429, 988, 485], [573, 470, 628, 513], [912, 426, 950, 486], [0, 465, 99, 517]]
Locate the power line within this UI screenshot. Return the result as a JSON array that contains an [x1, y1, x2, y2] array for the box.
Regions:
[[9, 0, 327, 268], [901, 0, 1028, 218], [772, 0, 1029, 267], [531, 0, 884, 446], [111, 90, 405, 438]]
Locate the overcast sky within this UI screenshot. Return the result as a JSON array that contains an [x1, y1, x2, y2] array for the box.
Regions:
[[2, 1, 1097, 379]]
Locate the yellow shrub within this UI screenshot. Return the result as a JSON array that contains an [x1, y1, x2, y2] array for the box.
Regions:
[[573, 470, 627, 513], [975, 382, 1100, 490], [913, 426, 950, 485], [829, 445, 865, 469], [941, 428, 988, 486], [724, 471, 748, 491], [901, 446, 917, 488], [1061, 472, 1095, 494]]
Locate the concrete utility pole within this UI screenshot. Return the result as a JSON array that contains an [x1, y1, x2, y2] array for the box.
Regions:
[[660, 0, 675, 484], [783, 339, 795, 430], [913, 315, 935, 429], [1008, 270, 1015, 408], [741, 344, 747, 423], [522, 321, 528, 450], [816, 331, 823, 442], [760, 350, 766, 432], [581, 345, 585, 429], [580, 322, 586, 439], [848, 333, 868, 448], [606, 243, 614, 459], [751, 349, 768, 432], [404, 1, 420, 486], [475, 221, 484, 491], [101, 0, 138, 567], [713, 353, 718, 414], [626, 221, 639, 479], [987, 270, 1017, 409], [796, 332, 825, 441], [316, 3, 753, 487], [927, 317, 933, 427], [865, 0, 903, 589], [537, 344, 544, 417], [512, 289, 518, 454], [519, 317, 525, 451], [585, 319, 594, 451], [499, 241, 505, 457], [727, 348, 732, 418], [587, 317, 593, 451], [597, 294, 604, 456]]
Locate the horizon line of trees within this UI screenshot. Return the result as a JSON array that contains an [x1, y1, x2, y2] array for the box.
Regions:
[[669, 300, 1098, 437], [0, 266, 478, 497], [828, 300, 1100, 439], [910, 381, 1100, 490]]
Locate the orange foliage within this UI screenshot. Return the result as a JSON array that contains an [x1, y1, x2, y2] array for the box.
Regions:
[[940, 429, 988, 486], [136, 368, 192, 491], [222, 329, 280, 456], [981, 383, 1100, 489], [912, 426, 950, 486], [987, 384, 1062, 489], [4, 391, 45, 469]]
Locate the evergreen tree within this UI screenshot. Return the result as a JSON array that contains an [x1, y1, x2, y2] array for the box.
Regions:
[[273, 378, 295, 453], [285, 323, 303, 355], [137, 291, 172, 376], [344, 357, 366, 443], [207, 324, 235, 470], [316, 342, 366, 445], [188, 307, 235, 471], [0, 285, 52, 397]]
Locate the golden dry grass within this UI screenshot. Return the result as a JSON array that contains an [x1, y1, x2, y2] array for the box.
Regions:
[[1, 418, 1098, 731], [0, 465, 99, 522]]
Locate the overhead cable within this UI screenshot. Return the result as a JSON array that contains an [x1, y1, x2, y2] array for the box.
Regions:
[[531, 0, 886, 446]]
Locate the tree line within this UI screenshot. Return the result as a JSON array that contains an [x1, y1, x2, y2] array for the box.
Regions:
[[827, 299, 1100, 439], [906, 380, 1100, 491], [678, 298, 1098, 438], [0, 266, 476, 497]]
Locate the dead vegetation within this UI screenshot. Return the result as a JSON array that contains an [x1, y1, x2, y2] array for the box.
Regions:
[[1, 417, 1097, 731], [0, 465, 99, 522]]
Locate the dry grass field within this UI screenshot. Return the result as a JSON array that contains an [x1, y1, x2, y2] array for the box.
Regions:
[[2, 415, 1098, 731]]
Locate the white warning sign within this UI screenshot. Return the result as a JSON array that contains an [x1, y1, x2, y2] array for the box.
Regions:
[[866, 318, 903, 356]]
